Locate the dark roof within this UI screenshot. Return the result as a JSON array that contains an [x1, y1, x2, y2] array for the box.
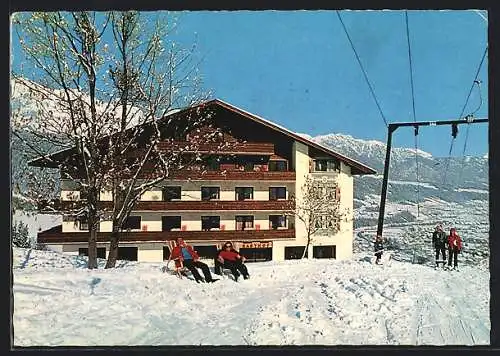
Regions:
[[28, 99, 376, 175]]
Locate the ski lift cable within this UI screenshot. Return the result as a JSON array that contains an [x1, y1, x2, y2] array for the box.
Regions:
[[456, 80, 484, 188], [336, 10, 389, 128], [442, 45, 488, 187], [405, 10, 420, 221]]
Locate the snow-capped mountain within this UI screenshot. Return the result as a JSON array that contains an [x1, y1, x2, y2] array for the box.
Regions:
[[311, 133, 488, 204]]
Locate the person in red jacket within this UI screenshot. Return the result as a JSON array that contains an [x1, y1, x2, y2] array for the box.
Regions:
[[169, 238, 218, 283], [216, 241, 250, 281], [447, 227, 463, 270]]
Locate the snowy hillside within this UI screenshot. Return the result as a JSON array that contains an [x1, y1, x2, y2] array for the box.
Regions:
[[12, 247, 489, 346], [353, 197, 489, 268]]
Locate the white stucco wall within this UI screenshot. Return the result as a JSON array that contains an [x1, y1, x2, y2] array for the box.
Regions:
[[272, 141, 309, 261], [140, 190, 163, 201], [56, 140, 358, 262]]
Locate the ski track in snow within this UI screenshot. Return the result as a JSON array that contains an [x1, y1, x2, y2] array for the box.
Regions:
[[12, 247, 490, 346]]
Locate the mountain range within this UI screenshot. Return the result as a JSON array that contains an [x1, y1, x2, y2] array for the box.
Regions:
[[310, 133, 488, 204]]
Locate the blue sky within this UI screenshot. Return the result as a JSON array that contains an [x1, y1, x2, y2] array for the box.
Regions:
[[170, 10, 488, 157], [11, 10, 488, 157]]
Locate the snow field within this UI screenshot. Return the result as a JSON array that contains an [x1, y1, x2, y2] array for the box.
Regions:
[[12, 248, 489, 346]]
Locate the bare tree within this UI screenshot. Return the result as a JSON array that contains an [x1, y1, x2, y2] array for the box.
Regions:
[[11, 11, 219, 268], [288, 176, 345, 259], [12, 12, 114, 268]]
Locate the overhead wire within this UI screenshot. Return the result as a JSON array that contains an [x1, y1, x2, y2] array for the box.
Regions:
[[442, 45, 488, 186], [405, 10, 420, 221], [336, 10, 389, 128], [456, 79, 484, 187]]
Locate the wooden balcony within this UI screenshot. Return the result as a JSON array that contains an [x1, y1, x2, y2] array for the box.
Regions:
[[37, 227, 296, 244], [134, 200, 294, 211], [168, 170, 295, 181], [38, 199, 295, 213], [158, 141, 275, 155]]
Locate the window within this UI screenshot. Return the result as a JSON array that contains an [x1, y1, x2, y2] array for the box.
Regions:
[[328, 160, 340, 172], [269, 187, 286, 200], [314, 159, 340, 172], [315, 159, 328, 172], [235, 215, 254, 230], [162, 216, 181, 231], [313, 245, 336, 259], [285, 246, 307, 260], [122, 216, 141, 230], [117, 247, 138, 261], [268, 160, 287, 171], [239, 248, 272, 262], [163, 246, 171, 261], [201, 216, 220, 231], [235, 187, 253, 201], [75, 215, 89, 231], [79, 248, 106, 259], [269, 215, 287, 229], [163, 186, 181, 201], [201, 187, 220, 200], [192, 245, 218, 259]]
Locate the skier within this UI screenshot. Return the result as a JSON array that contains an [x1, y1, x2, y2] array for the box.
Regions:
[[374, 234, 385, 265], [432, 224, 447, 269], [447, 227, 463, 271], [215, 241, 250, 281], [169, 238, 218, 283]]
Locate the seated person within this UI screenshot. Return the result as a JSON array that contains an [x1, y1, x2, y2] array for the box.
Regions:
[[170, 237, 218, 283], [215, 241, 250, 281]]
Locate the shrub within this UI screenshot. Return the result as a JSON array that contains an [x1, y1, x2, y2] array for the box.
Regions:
[[12, 220, 31, 248]]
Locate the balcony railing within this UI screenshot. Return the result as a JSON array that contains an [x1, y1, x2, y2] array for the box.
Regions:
[[158, 141, 275, 155], [134, 200, 294, 211], [37, 199, 295, 213], [168, 170, 295, 181], [37, 228, 296, 244]]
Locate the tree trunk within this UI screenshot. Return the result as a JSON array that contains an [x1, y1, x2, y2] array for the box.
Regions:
[[87, 188, 99, 269], [302, 233, 311, 259], [87, 225, 98, 269], [105, 229, 120, 269]]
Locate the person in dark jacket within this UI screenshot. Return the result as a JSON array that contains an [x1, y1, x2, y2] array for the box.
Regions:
[[215, 241, 250, 281], [432, 224, 447, 268], [447, 228, 463, 270], [374, 234, 385, 264], [169, 238, 218, 283]]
